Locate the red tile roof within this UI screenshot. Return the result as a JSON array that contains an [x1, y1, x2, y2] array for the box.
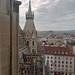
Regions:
[[45, 46, 75, 57]]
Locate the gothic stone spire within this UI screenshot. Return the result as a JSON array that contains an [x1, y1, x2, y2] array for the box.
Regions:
[[28, 0, 31, 12], [26, 0, 34, 20]]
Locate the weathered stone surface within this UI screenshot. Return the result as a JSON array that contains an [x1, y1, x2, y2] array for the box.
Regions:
[[0, 0, 10, 14], [0, 1, 21, 75], [0, 14, 10, 75]]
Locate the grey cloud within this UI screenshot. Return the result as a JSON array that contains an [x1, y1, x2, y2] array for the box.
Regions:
[[18, 0, 75, 31]]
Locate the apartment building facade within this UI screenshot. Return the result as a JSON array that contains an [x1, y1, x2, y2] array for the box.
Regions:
[[45, 46, 75, 75]]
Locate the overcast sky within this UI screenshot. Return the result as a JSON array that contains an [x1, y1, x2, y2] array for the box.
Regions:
[[18, 0, 75, 31]]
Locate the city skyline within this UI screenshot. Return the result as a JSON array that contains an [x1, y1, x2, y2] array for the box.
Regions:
[[18, 0, 75, 31]]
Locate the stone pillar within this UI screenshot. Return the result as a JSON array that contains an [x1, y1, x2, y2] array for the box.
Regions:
[[0, 19, 1, 75], [0, 14, 10, 75], [12, 1, 21, 75], [0, 0, 10, 75], [0, 0, 21, 75]]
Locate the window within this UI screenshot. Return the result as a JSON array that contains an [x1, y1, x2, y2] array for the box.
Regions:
[[62, 65, 64, 67], [58, 61, 60, 63], [51, 68, 52, 70], [66, 73, 67, 75], [70, 62, 72, 64], [55, 51, 57, 54], [51, 57, 53, 59], [27, 66, 28, 70], [66, 58, 68, 60], [66, 62, 68, 64], [47, 60, 49, 64], [58, 52, 60, 54], [55, 61, 56, 63], [51, 60, 53, 63], [58, 65, 60, 67], [58, 57, 60, 59], [66, 65, 68, 68], [25, 70, 26, 74], [47, 57, 49, 59], [66, 52, 68, 54], [70, 73, 71, 75], [55, 64, 56, 67], [32, 49, 35, 54], [70, 58, 72, 60], [51, 64, 53, 66], [70, 65, 72, 68], [62, 61, 64, 64], [27, 35, 29, 37], [66, 69, 68, 71], [55, 57, 57, 59], [32, 41, 34, 46], [62, 52, 64, 54], [27, 41, 29, 46]]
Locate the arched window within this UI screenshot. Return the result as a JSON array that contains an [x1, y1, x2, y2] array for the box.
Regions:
[[32, 41, 34, 46], [27, 41, 29, 46], [32, 49, 35, 54]]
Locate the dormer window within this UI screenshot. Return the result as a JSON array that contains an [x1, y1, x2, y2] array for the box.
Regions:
[[62, 52, 64, 54], [58, 52, 60, 54], [66, 52, 68, 54], [55, 51, 57, 54]]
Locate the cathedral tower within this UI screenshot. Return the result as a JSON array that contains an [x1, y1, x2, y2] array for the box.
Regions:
[[23, 0, 37, 54]]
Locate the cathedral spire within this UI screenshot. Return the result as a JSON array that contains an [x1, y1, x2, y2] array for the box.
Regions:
[[28, 0, 31, 12], [26, 0, 34, 20]]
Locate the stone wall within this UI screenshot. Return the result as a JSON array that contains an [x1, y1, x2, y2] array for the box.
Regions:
[[0, 1, 21, 75], [0, 14, 10, 75]]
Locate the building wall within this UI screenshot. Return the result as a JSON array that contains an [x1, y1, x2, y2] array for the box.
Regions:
[[12, 9, 19, 75], [54, 56, 74, 75], [0, 1, 21, 75], [45, 55, 75, 75], [0, 14, 10, 75], [45, 55, 54, 75]]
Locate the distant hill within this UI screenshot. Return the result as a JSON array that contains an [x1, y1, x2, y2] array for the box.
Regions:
[[37, 30, 75, 38]]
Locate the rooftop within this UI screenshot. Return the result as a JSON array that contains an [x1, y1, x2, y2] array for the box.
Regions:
[[45, 46, 75, 57]]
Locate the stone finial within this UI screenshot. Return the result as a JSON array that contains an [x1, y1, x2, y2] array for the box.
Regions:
[[13, 1, 22, 13], [26, 0, 34, 20]]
